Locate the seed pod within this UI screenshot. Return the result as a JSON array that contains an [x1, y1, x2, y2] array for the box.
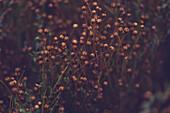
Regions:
[[109, 46, 115, 51], [38, 101, 42, 105], [72, 39, 78, 44], [87, 41, 92, 45], [133, 30, 138, 35], [59, 86, 64, 91], [92, 2, 97, 6], [118, 27, 123, 32], [18, 83, 23, 88], [123, 46, 128, 50], [152, 25, 156, 30], [114, 32, 118, 37], [48, 15, 53, 19], [111, 3, 116, 8], [18, 90, 24, 95], [102, 13, 106, 17], [30, 96, 36, 101], [92, 10, 96, 14], [119, 7, 124, 12], [90, 53, 95, 57], [37, 28, 43, 34], [44, 104, 49, 108], [144, 91, 152, 99], [12, 87, 18, 93], [35, 105, 39, 109], [133, 22, 138, 27], [127, 68, 132, 72], [23, 77, 27, 81], [114, 21, 119, 26], [73, 24, 78, 28], [44, 28, 49, 33], [94, 85, 98, 89], [105, 53, 110, 57], [124, 27, 129, 33], [59, 107, 65, 111], [96, 19, 102, 23], [103, 81, 108, 86], [81, 6, 87, 10], [127, 13, 131, 17], [140, 25, 144, 29], [9, 81, 15, 86], [135, 83, 140, 88], [85, 61, 89, 65], [34, 87, 38, 91], [0, 100, 4, 104], [5, 77, 10, 82]]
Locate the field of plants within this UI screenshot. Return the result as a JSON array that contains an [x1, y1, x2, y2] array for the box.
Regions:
[[0, 0, 169, 113]]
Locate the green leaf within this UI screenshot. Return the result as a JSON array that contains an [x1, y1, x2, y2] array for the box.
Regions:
[[35, 36, 40, 41]]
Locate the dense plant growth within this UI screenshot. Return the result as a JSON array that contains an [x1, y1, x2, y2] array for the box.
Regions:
[[0, 0, 169, 113]]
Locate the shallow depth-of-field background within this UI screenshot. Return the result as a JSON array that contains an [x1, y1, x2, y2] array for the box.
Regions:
[[0, 0, 169, 113]]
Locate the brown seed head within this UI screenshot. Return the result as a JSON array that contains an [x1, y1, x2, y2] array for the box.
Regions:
[[59, 86, 64, 91], [44, 104, 49, 108], [127, 68, 132, 72], [91, 18, 95, 23], [109, 46, 115, 51], [135, 83, 140, 88], [140, 25, 144, 29], [84, 61, 89, 65], [30, 96, 36, 101], [144, 91, 152, 99], [92, 2, 97, 6], [5, 77, 10, 82], [23, 77, 27, 81], [124, 27, 129, 32], [114, 32, 118, 37], [152, 25, 156, 30], [96, 19, 102, 23], [59, 106, 65, 111], [81, 6, 87, 10], [53, 36, 58, 41], [123, 46, 128, 50], [0, 100, 4, 104], [34, 87, 38, 91], [19, 90, 24, 95], [44, 28, 49, 33], [72, 39, 78, 44], [9, 81, 15, 86], [18, 83, 23, 88], [133, 22, 138, 26], [73, 24, 78, 28], [35, 105, 39, 109], [38, 101, 42, 105], [94, 85, 98, 89], [12, 87, 18, 93], [133, 30, 138, 35]]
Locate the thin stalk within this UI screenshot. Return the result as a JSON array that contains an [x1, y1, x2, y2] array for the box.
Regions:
[[121, 32, 141, 76], [9, 95, 13, 113], [19, 70, 25, 82], [0, 80, 12, 94], [50, 92, 61, 113], [47, 65, 69, 104], [41, 88, 47, 113], [42, 45, 46, 92], [52, 65, 69, 92], [97, 71, 102, 85]]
